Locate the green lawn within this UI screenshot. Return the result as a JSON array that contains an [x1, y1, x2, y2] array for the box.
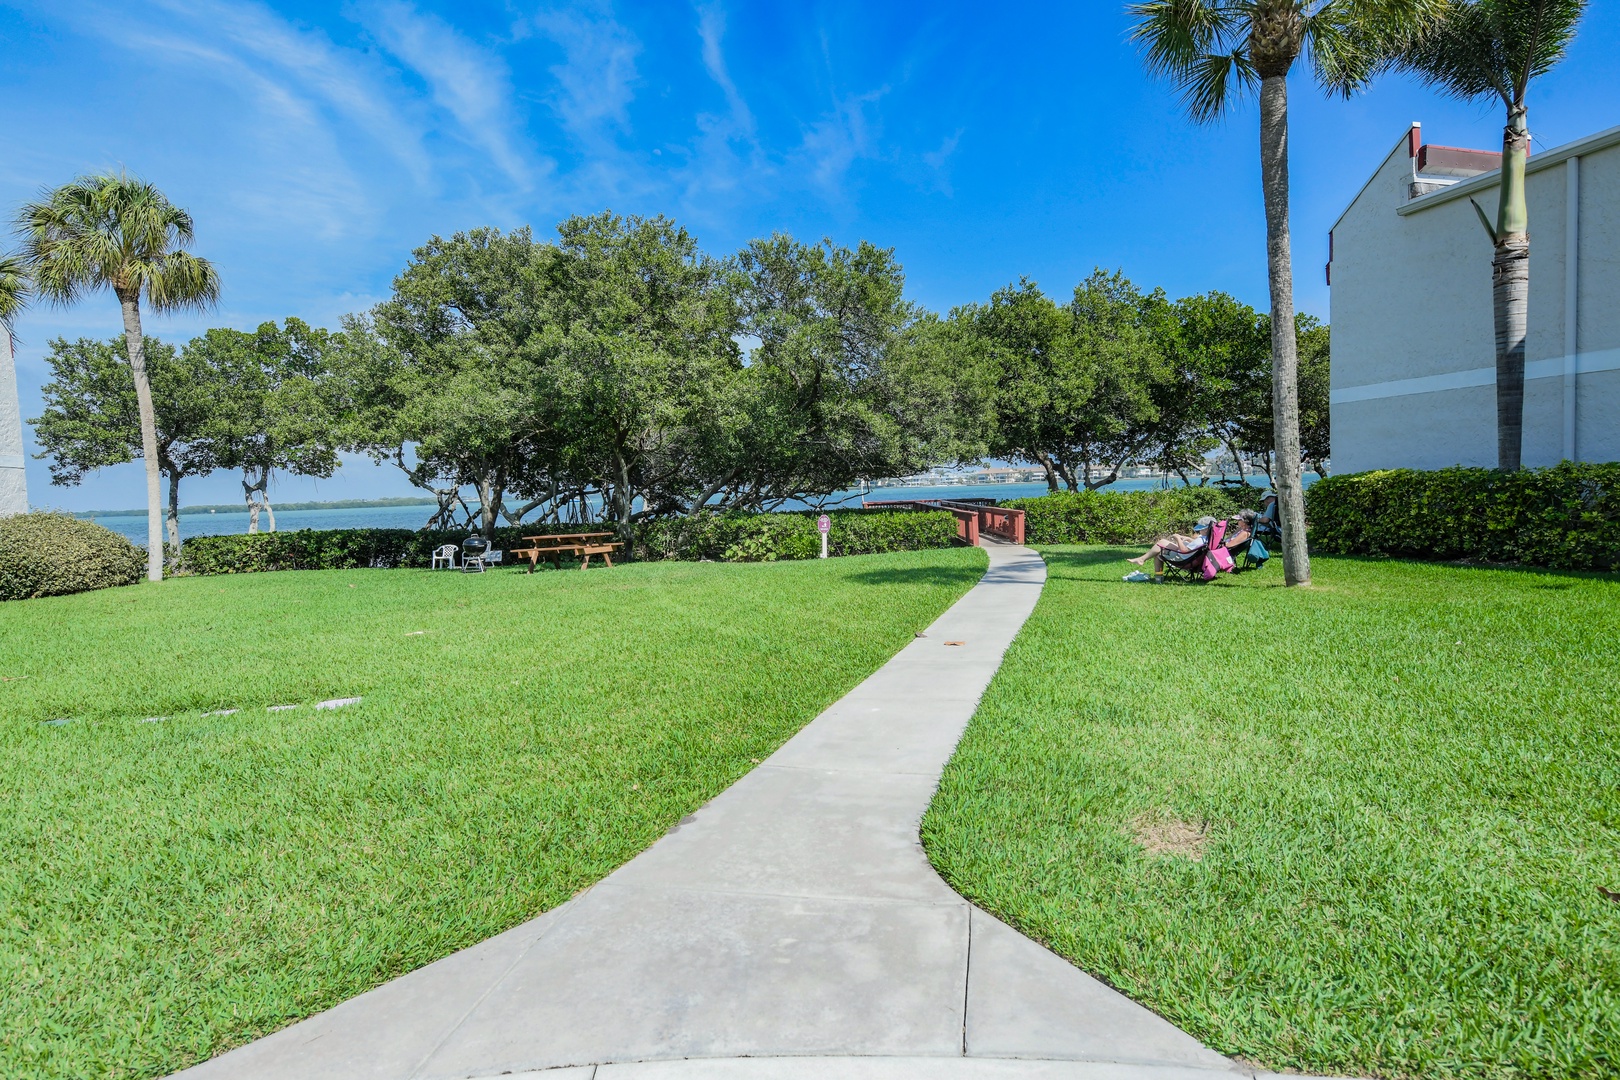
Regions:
[[0, 549, 985, 1079], [923, 549, 1620, 1080]]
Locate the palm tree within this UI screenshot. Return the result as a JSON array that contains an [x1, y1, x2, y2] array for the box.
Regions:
[[0, 253, 31, 517], [1129, 0, 1441, 587], [16, 175, 219, 580], [1388, 0, 1587, 471], [0, 254, 25, 328]]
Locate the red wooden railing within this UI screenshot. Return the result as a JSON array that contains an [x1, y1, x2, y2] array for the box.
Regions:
[[862, 498, 1025, 545], [937, 500, 1025, 544]]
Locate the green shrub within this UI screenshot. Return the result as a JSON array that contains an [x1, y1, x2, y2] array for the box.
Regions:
[[0, 512, 146, 601], [179, 509, 959, 575], [1305, 463, 1620, 571], [181, 525, 554, 574], [1003, 486, 1265, 545], [637, 509, 957, 562]]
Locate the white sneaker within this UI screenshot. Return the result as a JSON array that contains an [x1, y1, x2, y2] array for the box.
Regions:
[[1123, 571, 1150, 583]]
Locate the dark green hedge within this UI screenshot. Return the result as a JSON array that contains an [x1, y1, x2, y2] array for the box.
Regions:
[[1305, 463, 1620, 571], [0, 512, 146, 601], [1003, 486, 1265, 545], [637, 509, 957, 562], [178, 509, 959, 575]]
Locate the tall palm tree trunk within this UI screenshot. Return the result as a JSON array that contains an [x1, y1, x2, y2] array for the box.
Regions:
[[1493, 104, 1531, 471], [1259, 72, 1311, 586], [118, 290, 164, 581]]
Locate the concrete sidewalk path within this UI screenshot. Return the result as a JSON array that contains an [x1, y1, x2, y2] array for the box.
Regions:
[[175, 542, 1255, 1080]]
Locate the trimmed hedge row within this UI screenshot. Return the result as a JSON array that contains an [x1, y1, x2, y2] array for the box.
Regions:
[[638, 509, 957, 562], [1305, 463, 1620, 571], [178, 509, 959, 575], [1003, 486, 1266, 546], [0, 512, 146, 602]]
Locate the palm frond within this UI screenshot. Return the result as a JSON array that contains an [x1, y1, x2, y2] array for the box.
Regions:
[[1305, 0, 1451, 96], [1129, 0, 1256, 121], [1388, 0, 1586, 106], [13, 173, 215, 311], [1185, 51, 1261, 119], [0, 252, 29, 332], [1499, 0, 1586, 97], [145, 251, 221, 313]]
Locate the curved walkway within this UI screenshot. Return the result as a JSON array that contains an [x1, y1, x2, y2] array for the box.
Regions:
[[175, 542, 1271, 1080]]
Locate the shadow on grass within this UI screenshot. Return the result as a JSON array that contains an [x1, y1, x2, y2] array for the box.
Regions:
[[1313, 552, 1620, 584], [1035, 547, 1288, 589], [1039, 547, 1133, 568], [844, 566, 989, 587]]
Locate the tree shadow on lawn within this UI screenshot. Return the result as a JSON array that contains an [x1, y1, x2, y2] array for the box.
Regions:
[[1314, 552, 1620, 586], [844, 565, 989, 588], [1039, 547, 1620, 589], [1037, 546, 1286, 588]]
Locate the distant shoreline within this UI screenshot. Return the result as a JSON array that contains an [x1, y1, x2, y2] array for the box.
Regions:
[[76, 497, 440, 519]]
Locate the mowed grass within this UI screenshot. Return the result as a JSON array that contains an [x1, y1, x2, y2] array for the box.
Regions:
[[0, 549, 985, 1079], [922, 549, 1620, 1080]]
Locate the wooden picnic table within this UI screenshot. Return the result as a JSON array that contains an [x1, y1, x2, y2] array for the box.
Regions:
[[510, 532, 624, 572]]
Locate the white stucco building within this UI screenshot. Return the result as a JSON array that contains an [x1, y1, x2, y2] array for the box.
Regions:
[[1327, 121, 1619, 473], [1, 332, 27, 517]]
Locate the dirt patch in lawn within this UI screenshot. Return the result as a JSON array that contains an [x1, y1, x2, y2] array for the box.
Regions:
[[1130, 813, 1208, 862]]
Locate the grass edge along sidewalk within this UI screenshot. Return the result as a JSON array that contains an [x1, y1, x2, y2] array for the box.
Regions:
[[0, 548, 987, 1080], [922, 548, 1620, 1080]]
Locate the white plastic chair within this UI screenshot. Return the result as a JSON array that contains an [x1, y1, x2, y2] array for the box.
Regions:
[[431, 543, 457, 570]]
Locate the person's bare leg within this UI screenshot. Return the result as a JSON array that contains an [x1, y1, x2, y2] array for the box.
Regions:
[[1129, 543, 1163, 566]]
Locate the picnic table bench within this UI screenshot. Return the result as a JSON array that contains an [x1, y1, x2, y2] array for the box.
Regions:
[[508, 532, 624, 572]]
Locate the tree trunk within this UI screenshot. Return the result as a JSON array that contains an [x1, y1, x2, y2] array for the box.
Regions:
[[242, 465, 272, 532], [165, 466, 181, 555], [1259, 73, 1310, 586], [1032, 451, 1061, 492], [119, 291, 164, 582], [1223, 437, 1247, 483], [244, 471, 259, 533], [1493, 103, 1531, 471], [610, 448, 636, 548], [476, 475, 501, 539], [1060, 460, 1080, 492]]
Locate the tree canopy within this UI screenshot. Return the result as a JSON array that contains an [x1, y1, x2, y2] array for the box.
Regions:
[[31, 335, 221, 549], [15, 173, 219, 578], [25, 210, 1335, 541]]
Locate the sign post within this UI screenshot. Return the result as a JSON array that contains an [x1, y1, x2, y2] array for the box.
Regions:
[[817, 514, 830, 559]]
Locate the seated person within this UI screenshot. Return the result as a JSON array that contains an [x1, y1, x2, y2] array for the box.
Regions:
[[1126, 516, 1215, 575], [1223, 509, 1257, 548]]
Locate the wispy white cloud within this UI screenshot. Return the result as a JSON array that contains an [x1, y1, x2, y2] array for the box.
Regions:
[[145, 0, 433, 184], [532, 8, 641, 139], [922, 128, 964, 195], [63, 22, 375, 240], [797, 88, 888, 195], [666, 2, 770, 209], [363, 1, 538, 188], [695, 3, 753, 137], [923, 129, 963, 171]]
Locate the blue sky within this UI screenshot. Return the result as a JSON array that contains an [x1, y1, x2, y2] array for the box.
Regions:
[[4, 0, 1617, 511]]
